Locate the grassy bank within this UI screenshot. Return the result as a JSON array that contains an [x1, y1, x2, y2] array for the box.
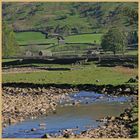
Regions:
[[2, 63, 137, 85]]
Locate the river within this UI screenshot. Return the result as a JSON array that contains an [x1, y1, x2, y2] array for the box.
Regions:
[[2, 91, 131, 138]]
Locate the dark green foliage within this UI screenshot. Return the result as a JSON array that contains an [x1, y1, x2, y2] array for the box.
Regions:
[[56, 15, 67, 20], [131, 123, 138, 138], [127, 31, 138, 48], [101, 27, 127, 55], [2, 22, 19, 57], [131, 105, 138, 138], [122, 6, 138, 25]]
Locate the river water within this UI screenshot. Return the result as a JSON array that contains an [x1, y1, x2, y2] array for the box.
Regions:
[[2, 91, 131, 138]]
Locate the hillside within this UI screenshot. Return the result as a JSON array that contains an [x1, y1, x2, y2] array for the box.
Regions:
[[2, 2, 138, 57], [2, 2, 138, 34]]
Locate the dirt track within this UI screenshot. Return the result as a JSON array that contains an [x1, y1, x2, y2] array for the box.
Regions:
[[3, 67, 46, 74], [2, 67, 71, 74]]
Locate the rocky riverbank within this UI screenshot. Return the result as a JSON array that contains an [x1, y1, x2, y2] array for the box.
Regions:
[[2, 82, 138, 95], [2, 86, 79, 127], [76, 105, 138, 138], [2, 84, 138, 126], [42, 103, 138, 138], [2, 84, 138, 138]]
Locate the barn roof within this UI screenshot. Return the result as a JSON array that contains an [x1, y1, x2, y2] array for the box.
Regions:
[[39, 50, 52, 56], [39, 50, 52, 53]]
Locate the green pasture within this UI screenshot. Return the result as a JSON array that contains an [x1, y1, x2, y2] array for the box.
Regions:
[[2, 59, 18, 62], [2, 63, 137, 85], [65, 34, 102, 44], [125, 50, 138, 56], [15, 32, 103, 45], [15, 32, 57, 45]]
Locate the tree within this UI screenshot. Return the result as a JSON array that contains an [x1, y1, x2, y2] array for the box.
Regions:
[[127, 31, 138, 46], [2, 22, 19, 57], [101, 27, 127, 55]]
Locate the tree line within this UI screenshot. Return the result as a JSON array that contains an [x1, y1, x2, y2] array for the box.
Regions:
[[2, 22, 19, 57]]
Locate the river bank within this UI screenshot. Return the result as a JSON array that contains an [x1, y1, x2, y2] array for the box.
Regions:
[[77, 106, 138, 138], [2, 82, 138, 95], [2, 84, 138, 138], [2, 86, 79, 127], [52, 103, 138, 138]]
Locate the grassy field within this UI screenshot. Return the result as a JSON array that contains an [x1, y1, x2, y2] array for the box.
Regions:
[[15, 32, 102, 45], [2, 63, 137, 85], [15, 32, 138, 56], [15, 32, 57, 45], [2, 59, 19, 62], [16, 32, 103, 54], [125, 50, 138, 55], [65, 34, 102, 44]]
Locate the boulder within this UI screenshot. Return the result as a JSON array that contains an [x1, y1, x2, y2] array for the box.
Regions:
[[110, 116, 116, 121], [31, 128, 36, 131], [9, 118, 17, 124], [118, 88, 122, 92], [42, 88, 47, 93], [3, 123, 7, 127], [102, 88, 106, 92], [41, 134, 51, 138], [127, 78, 137, 83], [63, 132, 70, 138], [124, 88, 131, 92], [123, 116, 129, 120]]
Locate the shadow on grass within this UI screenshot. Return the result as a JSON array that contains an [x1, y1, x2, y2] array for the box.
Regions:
[[2, 55, 138, 69], [2, 82, 137, 91], [96, 56, 138, 68], [2, 58, 85, 67]]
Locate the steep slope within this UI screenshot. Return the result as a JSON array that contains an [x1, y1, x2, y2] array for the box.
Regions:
[[2, 2, 138, 34]]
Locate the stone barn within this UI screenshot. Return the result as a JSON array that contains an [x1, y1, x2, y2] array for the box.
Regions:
[[38, 50, 52, 57], [25, 50, 33, 56], [57, 36, 65, 45]]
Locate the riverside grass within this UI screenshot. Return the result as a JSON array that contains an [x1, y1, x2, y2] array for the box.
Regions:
[[2, 64, 137, 85]]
